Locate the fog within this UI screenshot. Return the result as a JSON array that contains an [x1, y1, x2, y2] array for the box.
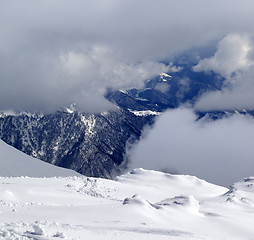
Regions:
[[128, 108, 254, 187]]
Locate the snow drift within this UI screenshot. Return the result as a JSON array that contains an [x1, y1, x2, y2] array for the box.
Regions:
[[0, 168, 253, 239]]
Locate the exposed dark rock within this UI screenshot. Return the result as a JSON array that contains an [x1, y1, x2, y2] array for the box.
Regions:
[[0, 110, 154, 178]]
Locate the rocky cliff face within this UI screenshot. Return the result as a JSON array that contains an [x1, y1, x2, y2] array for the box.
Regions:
[[0, 109, 154, 178]]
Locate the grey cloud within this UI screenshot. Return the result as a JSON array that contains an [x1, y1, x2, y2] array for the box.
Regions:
[[127, 108, 254, 187], [0, 43, 168, 113], [1, 1, 254, 112]]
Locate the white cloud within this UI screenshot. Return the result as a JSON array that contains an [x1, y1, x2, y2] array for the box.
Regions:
[[193, 33, 253, 77], [194, 73, 254, 111], [60, 52, 93, 76], [128, 108, 254, 187], [194, 33, 254, 111]]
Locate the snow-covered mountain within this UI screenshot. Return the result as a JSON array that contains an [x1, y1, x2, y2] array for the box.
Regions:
[[106, 63, 224, 112], [0, 58, 253, 179], [0, 168, 253, 239], [0, 139, 79, 177], [0, 110, 154, 178], [0, 62, 224, 179]]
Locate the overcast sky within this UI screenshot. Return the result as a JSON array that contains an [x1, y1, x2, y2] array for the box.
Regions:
[[1, 0, 254, 112]]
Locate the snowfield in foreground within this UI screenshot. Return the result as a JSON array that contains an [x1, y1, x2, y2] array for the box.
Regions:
[[0, 139, 253, 239], [0, 140, 80, 178], [0, 168, 254, 240]]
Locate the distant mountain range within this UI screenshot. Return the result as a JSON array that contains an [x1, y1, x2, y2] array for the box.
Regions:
[[107, 63, 224, 112]]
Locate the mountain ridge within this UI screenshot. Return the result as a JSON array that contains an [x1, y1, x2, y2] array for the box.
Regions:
[[0, 109, 154, 178]]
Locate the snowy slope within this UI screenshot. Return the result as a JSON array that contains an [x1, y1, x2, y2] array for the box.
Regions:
[[0, 168, 253, 239], [0, 140, 80, 177]]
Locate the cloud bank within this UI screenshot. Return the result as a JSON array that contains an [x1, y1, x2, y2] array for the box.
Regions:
[[128, 108, 254, 187], [1, 0, 254, 112]]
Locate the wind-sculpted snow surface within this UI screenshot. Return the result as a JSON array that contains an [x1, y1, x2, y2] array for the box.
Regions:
[[0, 168, 253, 239]]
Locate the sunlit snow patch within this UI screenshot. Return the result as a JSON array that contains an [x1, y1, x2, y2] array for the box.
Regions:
[[129, 110, 161, 116], [159, 72, 172, 82]]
